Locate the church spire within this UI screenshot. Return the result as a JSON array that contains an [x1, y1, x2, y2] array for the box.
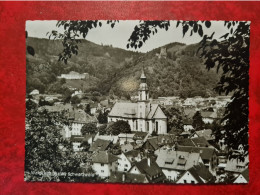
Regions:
[[138, 67, 149, 101]]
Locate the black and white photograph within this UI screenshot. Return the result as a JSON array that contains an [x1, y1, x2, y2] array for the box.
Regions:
[[25, 20, 249, 184]]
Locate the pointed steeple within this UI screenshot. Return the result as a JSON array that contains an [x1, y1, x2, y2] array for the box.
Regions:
[[138, 67, 149, 101], [140, 66, 146, 81]]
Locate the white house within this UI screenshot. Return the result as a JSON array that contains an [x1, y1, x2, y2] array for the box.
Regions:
[[108, 69, 167, 134], [29, 89, 39, 96], [91, 151, 119, 178], [233, 168, 249, 183], [63, 109, 98, 138], [117, 153, 132, 172], [176, 163, 214, 184], [155, 149, 203, 182], [58, 71, 88, 80]]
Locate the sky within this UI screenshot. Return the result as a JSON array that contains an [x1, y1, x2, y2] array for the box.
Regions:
[[26, 20, 229, 53]]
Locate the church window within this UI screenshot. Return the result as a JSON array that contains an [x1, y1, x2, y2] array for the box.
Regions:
[[156, 121, 158, 133], [136, 121, 138, 130], [147, 122, 149, 131]]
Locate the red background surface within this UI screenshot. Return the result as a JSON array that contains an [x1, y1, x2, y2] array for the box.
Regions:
[[0, 1, 260, 194]]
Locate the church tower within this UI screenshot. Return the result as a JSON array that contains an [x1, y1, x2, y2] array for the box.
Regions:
[[138, 68, 149, 101]]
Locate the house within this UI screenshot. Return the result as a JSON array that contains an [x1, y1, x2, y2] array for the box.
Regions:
[[108, 172, 148, 183], [176, 163, 215, 184], [183, 118, 194, 132], [94, 133, 119, 144], [121, 143, 134, 153], [176, 146, 218, 174], [63, 109, 98, 138], [108, 70, 167, 135], [142, 138, 160, 153], [201, 111, 218, 124], [118, 133, 135, 145], [58, 71, 88, 80], [29, 89, 39, 96], [233, 167, 249, 183], [225, 156, 249, 176], [177, 137, 212, 148], [191, 129, 215, 142], [155, 149, 203, 181], [89, 139, 112, 152], [70, 135, 84, 152], [91, 151, 119, 178], [129, 158, 166, 183], [133, 131, 150, 145], [183, 108, 196, 119], [117, 153, 132, 172], [124, 150, 142, 163]]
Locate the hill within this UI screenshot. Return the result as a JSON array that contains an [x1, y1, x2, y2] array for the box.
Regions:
[[26, 37, 220, 99], [26, 37, 141, 94], [109, 43, 220, 99]]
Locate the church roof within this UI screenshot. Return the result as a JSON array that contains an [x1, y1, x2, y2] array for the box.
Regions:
[[108, 102, 167, 119]]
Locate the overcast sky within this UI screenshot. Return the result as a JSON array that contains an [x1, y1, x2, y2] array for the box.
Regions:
[[26, 20, 229, 53]]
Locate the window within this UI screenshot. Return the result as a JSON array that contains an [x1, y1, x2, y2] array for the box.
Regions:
[[101, 170, 104, 173], [191, 180, 195, 184], [156, 121, 158, 133], [147, 122, 149, 131], [136, 121, 138, 130], [184, 180, 187, 183], [101, 163, 104, 167]]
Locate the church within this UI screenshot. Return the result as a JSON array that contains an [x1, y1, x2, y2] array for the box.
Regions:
[[108, 69, 167, 134]]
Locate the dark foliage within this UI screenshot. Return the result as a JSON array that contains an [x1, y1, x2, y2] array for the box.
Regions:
[[192, 111, 205, 130], [106, 120, 131, 135], [81, 123, 97, 135]]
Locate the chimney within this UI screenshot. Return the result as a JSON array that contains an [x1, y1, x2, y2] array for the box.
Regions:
[[147, 158, 151, 167]]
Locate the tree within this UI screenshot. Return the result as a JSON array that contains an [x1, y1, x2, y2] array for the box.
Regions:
[[98, 124, 107, 135], [25, 109, 83, 182], [161, 106, 184, 135], [81, 123, 97, 135], [26, 99, 37, 110], [97, 110, 108, 124], [70, 95, 81, 104], [60, 78, 66, 85], [51, 20, 249, 158], [106, 120, 131, 135], [80, 141, 90, 152], [85, 104, 91, 115], [192, 111, 205, 130]]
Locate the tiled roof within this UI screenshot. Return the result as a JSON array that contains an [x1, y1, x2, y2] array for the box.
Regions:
[[133, 158, 165, 179], [241, 167, 249, 182], [108, 102, 167, 119], [201, 111, 218, 119], [124, 149, 140, 158], [69, 109, 98, 123], [183, 108, 196, 119], [178, 137, 211, 147], [94, 134, 118, 144], [108, 172, 147, 183], [133, 132, 149, 140], [187, 163, 214, 183], [155, 149, 201, 171], [38, 104, 73, 113], [145, 138, 160, 151], [195, 129, 215, 141], [177, 146, 215, 161], [91, 151, 119, 164], [89, 139, 112, 152]]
